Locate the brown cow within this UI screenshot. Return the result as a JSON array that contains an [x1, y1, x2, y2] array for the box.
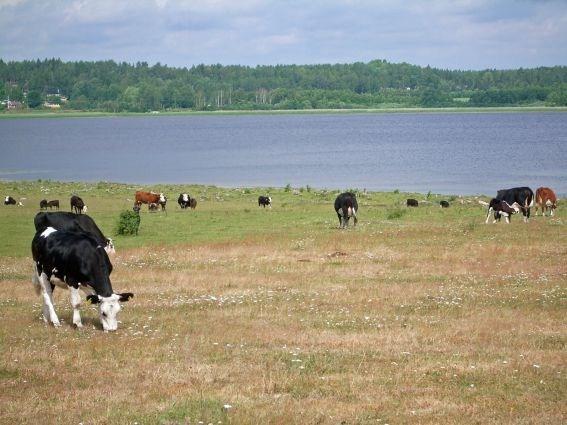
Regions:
[[135, 191, 166, 211], [535, 187, 558, 217]]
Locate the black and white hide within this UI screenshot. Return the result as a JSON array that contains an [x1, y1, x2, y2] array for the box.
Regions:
[[31, 227, 133, 331], [258, 196, 272, 208], [34, 211, 115, 254], [485, 198, 521, 224], [334, 192, 358, 228], [178, 193, 192, 209]]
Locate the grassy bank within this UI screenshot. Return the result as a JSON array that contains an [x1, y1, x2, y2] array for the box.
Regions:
[[2, 106, 567, 119], [0, 180, 565, 424]]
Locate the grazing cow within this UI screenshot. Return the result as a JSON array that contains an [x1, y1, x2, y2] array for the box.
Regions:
[[178, 193, 191, 209], [334, 192, 358, 228], [4, 196, 16, 205], [70, 195, 87, 214], [34, 212, 115, 254], [31, 227, 133, 331], [406, 199, 418, 207], [258, 196, 272, 208], [440, 200, 450, 208], [47, 200, 60, 210], [535, 187, 558, 217], [135, 191, 166, 211], [485, 198, 521, 224], [40, 199, 48, 210], [496, 187, 534, 222]]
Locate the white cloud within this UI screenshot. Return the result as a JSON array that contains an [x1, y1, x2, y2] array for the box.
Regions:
[[0, 0, 566, 69]]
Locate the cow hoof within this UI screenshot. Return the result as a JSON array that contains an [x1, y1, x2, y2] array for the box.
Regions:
[[73, 322, 83, 329]]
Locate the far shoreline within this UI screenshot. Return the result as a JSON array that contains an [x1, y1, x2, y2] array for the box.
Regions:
[[1, 106, 567, 120]]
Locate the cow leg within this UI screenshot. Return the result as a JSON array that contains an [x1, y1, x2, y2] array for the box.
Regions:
[[39, 273, 60, 326], [485, 207, 495, 224], [69, 287, 83, 328], [505, 215, 510, 224]]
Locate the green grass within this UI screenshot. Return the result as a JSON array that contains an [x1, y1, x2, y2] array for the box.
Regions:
[[0, 180, 565, 424], [2, 106, 567, 120], [0, 180, 476, 258]]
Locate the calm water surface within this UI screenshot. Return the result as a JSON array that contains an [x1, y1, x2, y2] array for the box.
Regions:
[[1, 112, 566, 195]]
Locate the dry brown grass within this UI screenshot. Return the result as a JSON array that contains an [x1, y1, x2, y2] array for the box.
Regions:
[[1, 215, 565, 424]]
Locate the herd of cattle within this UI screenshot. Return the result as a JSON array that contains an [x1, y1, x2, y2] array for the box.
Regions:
[[2, 185, 560, 332]]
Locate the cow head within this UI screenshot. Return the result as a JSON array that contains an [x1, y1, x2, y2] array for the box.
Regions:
[[105, 238, 116, 255], [546, 199, 557, 216], [87, 292, 134, 331], [82, 205, 88, 214], [509, 202, 521, 214], [159, 193, 166, 204]]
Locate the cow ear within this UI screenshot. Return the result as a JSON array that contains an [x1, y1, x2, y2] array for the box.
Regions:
[[86, 294, 101, 304], [118, 292, 134, 302]]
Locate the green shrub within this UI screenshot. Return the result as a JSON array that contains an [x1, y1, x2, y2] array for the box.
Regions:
[[116, 210, 140, 235], [284, 183, 292, 192]]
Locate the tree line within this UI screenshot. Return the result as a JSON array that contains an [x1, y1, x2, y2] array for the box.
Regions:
[[1, 58, 566, 112]]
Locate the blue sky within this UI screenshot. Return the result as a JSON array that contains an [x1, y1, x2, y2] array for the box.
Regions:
[[1, 0, 566, 70]]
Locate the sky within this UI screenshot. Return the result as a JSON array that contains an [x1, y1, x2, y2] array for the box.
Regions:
[[1, 0, 566, 70]]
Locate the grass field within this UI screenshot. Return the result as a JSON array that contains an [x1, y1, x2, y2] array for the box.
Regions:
[[2, 106, 567, 120], [0, 180, 565, 424]]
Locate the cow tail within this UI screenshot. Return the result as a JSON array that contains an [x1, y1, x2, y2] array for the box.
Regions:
[[32, 263, 41, 295]]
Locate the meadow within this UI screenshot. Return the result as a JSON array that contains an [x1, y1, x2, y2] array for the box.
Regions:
[[0, 180, 565, 424]]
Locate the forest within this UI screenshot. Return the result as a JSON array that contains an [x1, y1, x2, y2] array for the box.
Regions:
[[1, 58, 566, 112]]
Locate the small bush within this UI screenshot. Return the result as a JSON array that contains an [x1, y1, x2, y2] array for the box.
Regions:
[[284, 184, 292, 192], [116, 210, 140, 235]]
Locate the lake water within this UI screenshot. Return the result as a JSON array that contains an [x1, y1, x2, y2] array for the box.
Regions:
[[1, 112, 566, 196]]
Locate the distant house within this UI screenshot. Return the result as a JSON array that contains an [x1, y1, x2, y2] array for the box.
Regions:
[[46, 92, 68, 103], [43, 102, 61, 109], [1, 100, 23, 109]]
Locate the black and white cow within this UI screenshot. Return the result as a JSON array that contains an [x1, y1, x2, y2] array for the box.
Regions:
[[34, 212, 115, 254], [70, 195, 87, 214], [485, 198, 521, 224], [258, 195, 272, 208], [178, 193, 192, 209], [4, 196, 16, 205], [440, 200, 450, 208], [496, 187, 534, 222], [31, 227, 133, 331], [334, 192, 358, 228]]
